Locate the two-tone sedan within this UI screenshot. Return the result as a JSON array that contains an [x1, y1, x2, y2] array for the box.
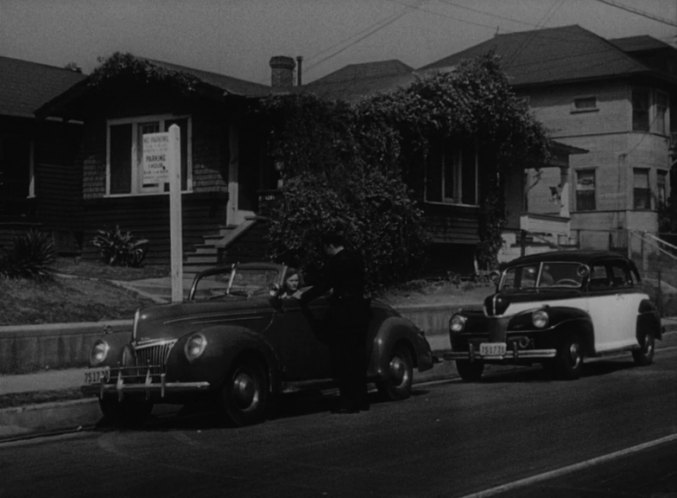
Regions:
[[446, 250, 662, 381], [82, 262, 433, 426]]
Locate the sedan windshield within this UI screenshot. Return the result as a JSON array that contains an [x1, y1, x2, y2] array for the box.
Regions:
[[500, 262, 587, 291]]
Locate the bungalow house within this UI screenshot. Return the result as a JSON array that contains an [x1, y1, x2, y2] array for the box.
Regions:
[[0, 56, 85, 252], [304, 58, 582, 271], [36, 54, 297, 272], [421, 25, 677, 258]]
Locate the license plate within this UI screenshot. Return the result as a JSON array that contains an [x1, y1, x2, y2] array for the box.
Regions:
[[84, 367, 110, 385], [480, 342, 506, 357]]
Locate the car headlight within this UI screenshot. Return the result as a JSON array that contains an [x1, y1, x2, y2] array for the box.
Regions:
[[90, 339, 110, 366], [449, 314, 467, 333], [532, 309, 549, 329], [184, 333, 208, 361]]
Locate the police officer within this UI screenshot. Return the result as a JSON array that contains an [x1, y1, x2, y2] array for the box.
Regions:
[[301, 231, 370, 413]]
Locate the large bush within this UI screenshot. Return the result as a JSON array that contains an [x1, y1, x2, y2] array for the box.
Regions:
[[0, 230, 56, 280], [260, 54, 550, 283]]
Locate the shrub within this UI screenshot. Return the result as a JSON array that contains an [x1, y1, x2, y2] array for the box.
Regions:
[[0, 230, 56, 280], [92, 225, 148, 267]]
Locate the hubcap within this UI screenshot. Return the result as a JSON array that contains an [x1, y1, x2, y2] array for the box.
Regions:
[[568, 342, 581, 368], [232, 371, 258, 410], [389, 356, 409, 387]]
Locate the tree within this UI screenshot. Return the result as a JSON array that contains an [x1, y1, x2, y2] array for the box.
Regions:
[[259, 53, 550, 285]]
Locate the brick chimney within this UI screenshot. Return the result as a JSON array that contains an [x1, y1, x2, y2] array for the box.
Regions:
[[269, 55, 295, 89]]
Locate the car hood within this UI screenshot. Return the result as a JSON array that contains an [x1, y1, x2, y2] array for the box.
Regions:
[[484, 289, 582, 316], [133, 296, 274, 342]]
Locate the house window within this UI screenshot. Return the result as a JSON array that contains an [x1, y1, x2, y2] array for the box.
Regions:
[[425, 142, 478, 205], [107, 115, 191, 195], [632, 89, 650, 131], [633, 168, 651, 210], [572, 96, 597, 112], [658, 170, 668, 209], [575, 169, 596, 211]]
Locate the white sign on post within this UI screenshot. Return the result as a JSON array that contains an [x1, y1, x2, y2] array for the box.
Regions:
[[143, 127, 183, 302], [142, 133, 170, 185]]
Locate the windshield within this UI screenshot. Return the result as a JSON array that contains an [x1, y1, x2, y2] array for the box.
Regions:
[[193, 267, 282, 300], [499, 262, 587, 291]]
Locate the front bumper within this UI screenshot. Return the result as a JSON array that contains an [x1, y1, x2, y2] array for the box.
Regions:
[[444, 342, 557, 362], [81, 366, 211, 400]]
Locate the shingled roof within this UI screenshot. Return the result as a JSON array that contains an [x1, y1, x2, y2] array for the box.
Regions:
[[304, 59, 415, 102], [0, 56, 86, 118], [420, 25, 655, 87], [37, 53, 272, 120]]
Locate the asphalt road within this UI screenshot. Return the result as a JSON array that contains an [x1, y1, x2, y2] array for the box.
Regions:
[[1, 337, 676, 498]]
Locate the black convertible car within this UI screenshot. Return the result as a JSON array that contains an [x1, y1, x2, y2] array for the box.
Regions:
[[82, 262, 433, 426]]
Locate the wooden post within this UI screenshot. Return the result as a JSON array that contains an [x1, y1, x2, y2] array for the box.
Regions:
[[168, 125, 183, 303]]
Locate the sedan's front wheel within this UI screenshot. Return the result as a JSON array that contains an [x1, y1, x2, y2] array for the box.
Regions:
[[632, 330, 655, 366], [551, 334, 583, 380], [221, 358, 269, 426]]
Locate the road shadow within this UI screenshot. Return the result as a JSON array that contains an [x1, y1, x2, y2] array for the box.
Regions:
[[94, 387, 429, 432], [477, 358, 640, 383]]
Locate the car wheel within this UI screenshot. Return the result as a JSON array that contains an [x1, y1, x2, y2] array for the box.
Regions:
[[552, 334, 583, 380], [221, 358, 269, 426], [632, 330, 655, 366], [456, 360, 484, 382], [376, 345, 414, 401], [99, 397, 153, 427]]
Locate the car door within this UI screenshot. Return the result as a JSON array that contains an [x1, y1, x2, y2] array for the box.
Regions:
[[585, 261, 641, 352], [264, 298, 332, 381]]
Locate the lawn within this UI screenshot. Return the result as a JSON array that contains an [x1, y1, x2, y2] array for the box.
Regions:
[[0, 257, 493, 326], [0, 258, 166, 326]]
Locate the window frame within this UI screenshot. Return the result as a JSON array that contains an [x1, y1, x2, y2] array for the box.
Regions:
[[106, 114, 193, 197], [571, 96, 598, 113], [424, 142, 479, 207], [633, 168, 651, 210], [575, 169, 596, 212]]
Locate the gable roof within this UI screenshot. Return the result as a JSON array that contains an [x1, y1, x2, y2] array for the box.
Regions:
[[145, 58, 271, 97], [0, 56, 86, 118], [37, 54, 273, 120], [420, 25, 653, 87], [304, 59, 415, 102]]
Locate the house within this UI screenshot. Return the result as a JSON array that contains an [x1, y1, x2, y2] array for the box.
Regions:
[[305, 58, 582, 271], [0, 56, 85, 252], [37, 53, 300, 272], [421, 25, 677, 258]]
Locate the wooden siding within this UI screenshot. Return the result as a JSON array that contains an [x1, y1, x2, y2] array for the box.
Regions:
[[80, 192, 228, 266], [422, 203, 480, 244]]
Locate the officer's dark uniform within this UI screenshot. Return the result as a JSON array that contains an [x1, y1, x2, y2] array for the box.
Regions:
[[302, 248, 370, 412]]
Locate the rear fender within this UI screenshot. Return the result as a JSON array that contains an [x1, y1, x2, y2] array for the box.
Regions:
[[368, 316, 424, 378], [637, 298, 662, 340]]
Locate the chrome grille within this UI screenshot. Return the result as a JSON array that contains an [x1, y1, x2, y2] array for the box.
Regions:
[[134, 340, 177, 368]]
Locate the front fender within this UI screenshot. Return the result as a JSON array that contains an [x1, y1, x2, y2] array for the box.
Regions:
[[90, 330, 133, 368], [508, 306, 594, 352], [167, 325, 280, 392], [368, 316, 432, 378]]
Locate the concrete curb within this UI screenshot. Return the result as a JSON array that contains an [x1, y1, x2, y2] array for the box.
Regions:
[[0, 398, 100, 440]]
